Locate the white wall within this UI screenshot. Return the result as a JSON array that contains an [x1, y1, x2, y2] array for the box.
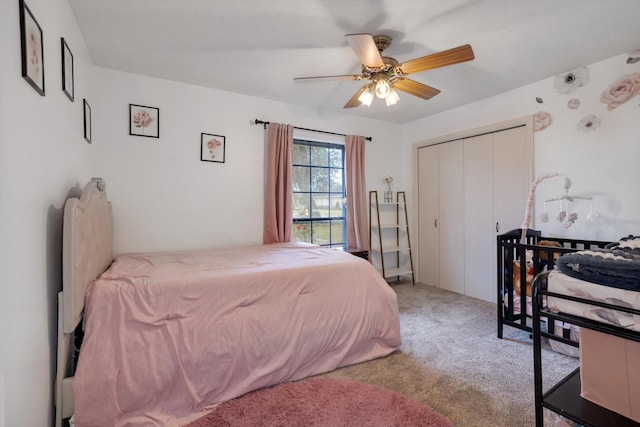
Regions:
[[405, 54, 640, 242], [2, 2, 638, 426], [0, 0, 93, 425], [91, 67, 404, 254], [1, 3, 405, 423]]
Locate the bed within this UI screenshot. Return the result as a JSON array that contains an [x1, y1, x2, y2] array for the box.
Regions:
[[496, 228, 610, 349], [55, 178, 401, 427], [531, 235, 640, 426]]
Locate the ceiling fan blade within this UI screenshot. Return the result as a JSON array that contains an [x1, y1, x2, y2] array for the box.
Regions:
[[399, 44, 474, 75], [294, 74, 362, 81], [344, 85, 369, 108], [393, 79, 441, 100], [345, 33, 384, 68]]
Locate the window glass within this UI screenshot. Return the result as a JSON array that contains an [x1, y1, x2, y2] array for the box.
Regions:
[[328, 195, 344, 217], [329, 148, 343, 167], [331, 220, 344, 245], [311, 193, 328, 218], [292, 139, 346, 248], [311, 167, 329, 192], [292, 166, 310, 192], [293, 193, 310, 218], [293, 222, 312, 243], [330, 169, 343, 193], [293, 144, 310, 165], [311, 146, 328, 166]]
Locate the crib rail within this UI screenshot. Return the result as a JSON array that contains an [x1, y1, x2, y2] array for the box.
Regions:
[[496, 228, 609, 339]]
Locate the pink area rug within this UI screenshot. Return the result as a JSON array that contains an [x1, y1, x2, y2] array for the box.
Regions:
[[185, 378, 452, 427]]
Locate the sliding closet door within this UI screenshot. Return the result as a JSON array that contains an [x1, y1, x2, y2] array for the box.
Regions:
[[417, 145, 439, 287], [438, 140, 464, 294], [493, 126, 529, 233], [416, 118, 532, 300], [463, 134, 495, 302]]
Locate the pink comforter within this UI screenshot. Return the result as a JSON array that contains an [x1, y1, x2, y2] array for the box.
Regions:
[[73, 243, 401, 426]]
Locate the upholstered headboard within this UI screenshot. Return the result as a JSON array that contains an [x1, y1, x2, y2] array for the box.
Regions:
[[62, 177, 113, 333], [57, 178, 113, 425]]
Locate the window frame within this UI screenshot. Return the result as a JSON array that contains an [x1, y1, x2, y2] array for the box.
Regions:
[[292, 138, 346, 248]]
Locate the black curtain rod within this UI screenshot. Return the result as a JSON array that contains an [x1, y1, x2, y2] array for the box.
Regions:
[[253, 119, 372, 141]]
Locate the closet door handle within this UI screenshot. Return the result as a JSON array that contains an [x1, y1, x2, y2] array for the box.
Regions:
[[496, 222, 500, 232], [434, 219, 438, 228]]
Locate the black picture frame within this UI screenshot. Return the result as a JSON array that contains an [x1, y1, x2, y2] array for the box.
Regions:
[[129, 104, 159, 138], [83, 99, 91, 143], [61, 38, 74, 101], [200, 133, 225, 163], [19, 0, 45, 95]]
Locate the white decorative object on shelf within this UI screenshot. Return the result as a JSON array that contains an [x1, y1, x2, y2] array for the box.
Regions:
[[383, 175, 393, 202]]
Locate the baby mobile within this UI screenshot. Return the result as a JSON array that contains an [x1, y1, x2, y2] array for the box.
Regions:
[[519, 173, 599, 243]]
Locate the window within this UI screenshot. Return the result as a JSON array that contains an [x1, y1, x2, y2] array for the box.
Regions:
[[292, 139, 345, 248]]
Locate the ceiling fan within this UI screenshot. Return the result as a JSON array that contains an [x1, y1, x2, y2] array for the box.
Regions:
[[294, 34, 475, 108]]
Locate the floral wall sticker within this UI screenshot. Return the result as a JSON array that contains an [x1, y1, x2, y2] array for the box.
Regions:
[[567, 98, 580, 109], [577, 114, 601, 132], [627, 49, 640, 64], [600, 72, 640, 111], [554, 66, 590, 94], [533, 111, 553, 132]]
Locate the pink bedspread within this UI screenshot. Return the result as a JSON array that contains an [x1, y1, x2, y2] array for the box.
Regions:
[[73, 242, 401, 426]]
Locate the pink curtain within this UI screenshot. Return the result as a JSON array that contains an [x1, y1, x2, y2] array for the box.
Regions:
[[345, 135, 369, 250], [263, 123, 294, 244]]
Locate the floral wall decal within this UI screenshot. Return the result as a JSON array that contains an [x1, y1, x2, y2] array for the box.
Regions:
[[536, 97, 544, 103], [577, 114, 601, 132], [567, 98, 580, 109], [554, 66, 590, 94], [627, 49, 640, 64], [533, 111, 553, 132], [600, 72, 640, 111]]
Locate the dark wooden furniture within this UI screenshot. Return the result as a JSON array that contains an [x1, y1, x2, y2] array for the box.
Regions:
[[532, 271, 640, 426], [496, 229, 609, 339], [345, 247, 369, 260]]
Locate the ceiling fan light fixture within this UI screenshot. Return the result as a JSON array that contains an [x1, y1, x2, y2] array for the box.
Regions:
[[385, 88, 400, 106], [374, 77, 391, 98], [358, 86, 374, 106]]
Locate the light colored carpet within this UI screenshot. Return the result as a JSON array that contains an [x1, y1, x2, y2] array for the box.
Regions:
[[311, 281, 577, 427]]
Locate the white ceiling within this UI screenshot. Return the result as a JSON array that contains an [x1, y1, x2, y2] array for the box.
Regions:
[[68, 0, 640, 124]]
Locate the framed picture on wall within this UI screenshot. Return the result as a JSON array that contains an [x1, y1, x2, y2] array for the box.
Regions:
[[19, 0, 45, 95], [201, 133, 225, 163], [61, 38, 74, 101], [129, 104, 159, 138], [83, 99, 91, 143]]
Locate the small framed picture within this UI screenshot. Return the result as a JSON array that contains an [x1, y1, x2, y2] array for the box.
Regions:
[[83, 99, 91, 143], [61, 38, 74, 101], [19, 0, 45, 95], [129, 104, 159, 138], [201, 133, 225, 163]]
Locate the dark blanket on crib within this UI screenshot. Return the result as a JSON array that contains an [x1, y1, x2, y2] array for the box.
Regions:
[[557, 236, 640, 291]]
